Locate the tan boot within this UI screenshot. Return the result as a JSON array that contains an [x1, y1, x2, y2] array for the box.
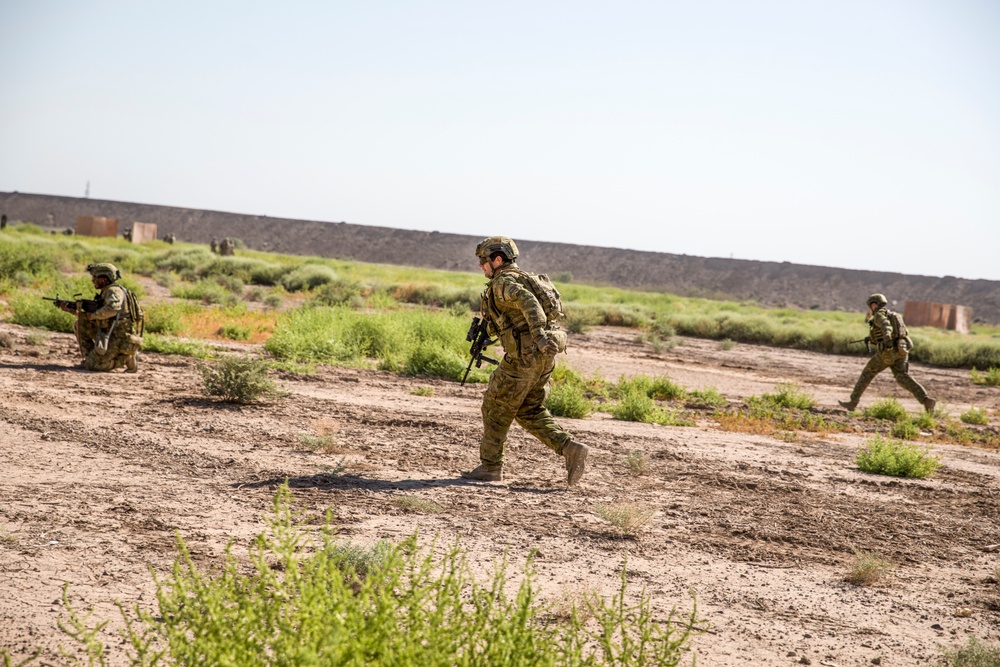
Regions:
[[461, 464, 503, 482], [563, 441, 589, 487], [838, 400, 857, 411], [923, 397, 937, 413], [124, 354, 137, 373]]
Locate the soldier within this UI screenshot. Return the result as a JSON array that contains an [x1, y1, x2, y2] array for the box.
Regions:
[[839, 293, 936, 412], [1, 214, 7, 230], [462, 236, 589, 486], [210, 238, 219, 254], [219, 237, 234, 256], [164, 234, 176, 244], [56, 263, 144, 373]]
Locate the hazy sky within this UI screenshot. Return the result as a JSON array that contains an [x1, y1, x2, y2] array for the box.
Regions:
[[2, 1, 998, 280]]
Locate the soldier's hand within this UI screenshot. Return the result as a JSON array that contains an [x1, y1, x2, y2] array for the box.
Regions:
[[535, 334, 560, 356]]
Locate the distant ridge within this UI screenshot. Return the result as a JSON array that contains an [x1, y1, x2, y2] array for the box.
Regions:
[[3, 191, 998, 323]]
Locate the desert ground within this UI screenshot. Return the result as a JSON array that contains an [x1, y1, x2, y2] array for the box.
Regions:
[[1, 319, 999, 666]]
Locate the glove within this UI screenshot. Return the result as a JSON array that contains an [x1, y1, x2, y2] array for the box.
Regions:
[[534, 333, 560, 356]]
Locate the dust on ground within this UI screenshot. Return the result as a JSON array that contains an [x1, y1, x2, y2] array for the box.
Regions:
[[1, 322, 999, 666]]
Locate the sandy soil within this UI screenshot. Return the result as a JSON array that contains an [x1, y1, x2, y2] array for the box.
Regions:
[[1, 322, 999, 666]]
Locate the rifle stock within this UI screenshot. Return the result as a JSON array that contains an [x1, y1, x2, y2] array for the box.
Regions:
[[461, 316, 499, 386]]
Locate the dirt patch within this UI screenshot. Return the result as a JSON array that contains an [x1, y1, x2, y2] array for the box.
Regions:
[[1, 323, 999, 665]]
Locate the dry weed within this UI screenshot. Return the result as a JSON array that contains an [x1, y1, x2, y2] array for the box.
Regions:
[[845, 550, 894, 586], [594, 503, 656, 537]]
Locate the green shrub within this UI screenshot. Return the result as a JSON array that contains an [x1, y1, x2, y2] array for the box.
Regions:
[[200, 355, 282, 404], [6, 293, 76, 332], [0, 235, 62, 281], [311, 278, 364, 307], [281, 264, 338, 292], [855, 436, 942, 479], [401, 344, 468, 381], [960, 407, 989, 425], [760, 383, 814, 410], [970, 367, 1000, 387], [912, 411, 936, 430], [686, 387, 727, 407], [171, 280, 238, 306], [890, 419, 920, 440], [142, 334, 209, 358], [143, 302, 195, 335], [218, 324, 252, 341], [863, 398, 908, 422], [54, 485, 701, 667], [648, 376, 686, 401], [611, 386, 692, 426], [546, 382, 593, 419]]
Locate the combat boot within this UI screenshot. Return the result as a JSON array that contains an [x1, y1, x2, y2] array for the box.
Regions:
[[838, 400, 857, 412], [563, 441, 589, 487], [461, 464, 503, 482], [124, 354, 137, 373], [923, 397, 937, 413]]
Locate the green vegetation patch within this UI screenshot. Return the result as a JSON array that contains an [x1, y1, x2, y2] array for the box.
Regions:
[[855, 436, 942, 478], [51, 485, 701, 667]]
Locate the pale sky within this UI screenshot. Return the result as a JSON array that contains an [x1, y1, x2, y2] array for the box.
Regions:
[[2, 1, 998, 280]]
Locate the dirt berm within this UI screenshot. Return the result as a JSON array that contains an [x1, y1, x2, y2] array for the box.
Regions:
[[3, 191, 998, 323]]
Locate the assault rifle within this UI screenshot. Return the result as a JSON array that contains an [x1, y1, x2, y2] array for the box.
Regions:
[[43, 293, 103, 314], [461, 316, 499, 386], [847, 337, 872, 354]]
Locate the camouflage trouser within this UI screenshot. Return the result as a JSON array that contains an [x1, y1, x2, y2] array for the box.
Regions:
[[480, 352, 573, 467], [75, 317, 142, 372], [849, 348, 930, 405]]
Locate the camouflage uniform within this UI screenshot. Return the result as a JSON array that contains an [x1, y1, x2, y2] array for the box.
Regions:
[[73, 264, 143, 372], [463, 237, 588, 486], [841, 294, 935, 412]]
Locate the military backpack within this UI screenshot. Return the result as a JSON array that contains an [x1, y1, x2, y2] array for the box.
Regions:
[[510, 269, 564, 323]]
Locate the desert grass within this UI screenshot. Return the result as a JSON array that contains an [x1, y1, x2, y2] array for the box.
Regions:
[[844, 550, 894, 586], [624, 451, 650, 476], [409, 385, 435, 396], [941, 637, 1000, 667], [594, 503, 657, 537], [713, 412, 776, 435], [391, 495, 445, 514], [855, 436, 942, 478]]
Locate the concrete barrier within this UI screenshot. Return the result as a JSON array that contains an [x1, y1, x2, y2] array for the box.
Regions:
[[76, 216, 119, 237]]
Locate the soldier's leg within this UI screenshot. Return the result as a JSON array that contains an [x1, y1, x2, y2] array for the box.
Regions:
[[479, 358, 536, 467], [889, 354, 932, 406], [513, 358, 572, 455], [848, 354, 889, 405]]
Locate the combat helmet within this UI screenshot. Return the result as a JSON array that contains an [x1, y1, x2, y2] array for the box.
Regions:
[[475, 236, 519, 262], [87, 262, 121, 282], [866, 293, 888, 308]]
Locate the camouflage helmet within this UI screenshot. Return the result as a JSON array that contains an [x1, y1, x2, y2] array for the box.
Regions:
[[866, 293, 888, 308], [475, 236, 519, 262], [86, 262, 121, 282]]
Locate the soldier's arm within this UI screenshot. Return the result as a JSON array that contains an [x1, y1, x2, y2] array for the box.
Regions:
[[86, 286, 125, 321], [870, 311, 893, 349], [499, 277, 547, 336]]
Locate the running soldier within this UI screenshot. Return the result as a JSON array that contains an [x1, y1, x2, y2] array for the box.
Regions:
[[839, 293, 936, 412], [462, 236, 589, 486]]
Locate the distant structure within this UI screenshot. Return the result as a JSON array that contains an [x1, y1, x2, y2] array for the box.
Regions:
[[75, 215, 118, 237], [903, 301, 972, 334], [129, 221, 158, 243]]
